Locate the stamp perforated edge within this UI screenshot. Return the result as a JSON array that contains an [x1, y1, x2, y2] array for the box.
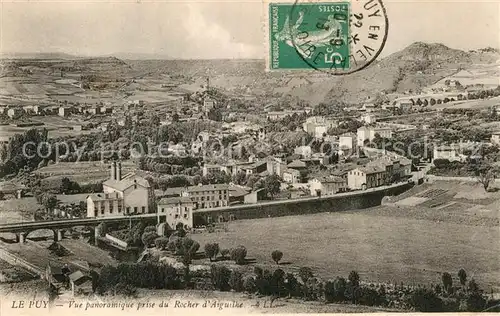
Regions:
[[262, 0, 352, 73]]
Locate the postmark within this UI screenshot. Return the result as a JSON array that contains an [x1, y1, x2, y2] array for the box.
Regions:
[[264, 0, 388, 75]]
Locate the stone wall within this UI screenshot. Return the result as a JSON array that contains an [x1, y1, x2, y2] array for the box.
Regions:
[[193, 182, 413, 225]]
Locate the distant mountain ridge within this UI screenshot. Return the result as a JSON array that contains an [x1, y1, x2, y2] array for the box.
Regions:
[[320, 42, 499, 104]]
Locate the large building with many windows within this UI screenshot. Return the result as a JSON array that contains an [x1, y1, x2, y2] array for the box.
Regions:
[[163, 184, 230, 209]]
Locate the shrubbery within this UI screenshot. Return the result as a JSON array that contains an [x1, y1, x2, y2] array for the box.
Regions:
[[210, 265, 231, 291], [154, 237, 169, 250], [94, 253, 488, 313], [409, 288, 444, 312], [230, 246, 247, 265], [229, 269, 244, 292], [204, 243, 219, 262]]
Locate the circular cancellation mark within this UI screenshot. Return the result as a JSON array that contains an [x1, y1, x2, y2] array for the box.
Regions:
[[289, 0, 389, 75]]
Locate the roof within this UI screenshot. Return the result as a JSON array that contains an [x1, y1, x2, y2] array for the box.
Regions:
[[283, 168, 301, 175], [57, 193, 89, 205], [103, 174, 150, 192], [87, 192, 121, 202], [187, 184, 229, 192], [229, 185, 251, 197], [158, 196, 193, 205], [68, 270, 86, 282], [288, 160, 307, 168], [312, 176, 346, 183], [352, 165, 386, 174]]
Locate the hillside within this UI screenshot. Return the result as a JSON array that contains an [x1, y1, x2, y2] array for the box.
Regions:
[[322, 42, 488, 104]]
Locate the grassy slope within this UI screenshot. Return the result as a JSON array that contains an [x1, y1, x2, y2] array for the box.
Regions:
[[191, 208, 500, 292]]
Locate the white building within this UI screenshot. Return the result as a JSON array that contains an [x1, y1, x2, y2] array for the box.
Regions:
[[308, 176, 347, 196], [432, 146, 466, 163], [491, 132, 500, 146], [339, 133, 356, 150], [86, 162, 154, 218], [282, 168, 301, 184], [294, 145, 312, 159], [157, 196, 195, 230], [357, 126, 393, 147], [360, 113, 377, 124], [302, 116, 336, 139]]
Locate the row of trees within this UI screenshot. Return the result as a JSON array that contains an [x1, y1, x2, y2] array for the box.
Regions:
[[94, 260, 492, 312]]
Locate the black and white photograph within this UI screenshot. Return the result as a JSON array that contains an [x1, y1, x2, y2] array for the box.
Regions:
[[0, 0, 499, 314]]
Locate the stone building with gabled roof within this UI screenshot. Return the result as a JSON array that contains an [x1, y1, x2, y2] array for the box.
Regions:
[[86, 161, 154, 218]]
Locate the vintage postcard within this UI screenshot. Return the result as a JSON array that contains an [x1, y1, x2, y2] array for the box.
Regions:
[[0, 0, 499, 315]]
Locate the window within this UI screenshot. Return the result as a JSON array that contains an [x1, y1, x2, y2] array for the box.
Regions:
[[134, 206, 138, 213], [126, 207, 131, 214], [141, 206, 146, 213], [175, 214, 179, 219], [110, 204, 113, 214], [161, 208, 165, 213], [94, 208, 98, 217], [118, 204, 122, 213], [184, 213, 188, 219]]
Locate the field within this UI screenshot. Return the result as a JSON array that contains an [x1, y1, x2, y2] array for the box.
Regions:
[[35, 161, 137, 184], [191, 182, 500, 292], [0, 197, 41, 224]]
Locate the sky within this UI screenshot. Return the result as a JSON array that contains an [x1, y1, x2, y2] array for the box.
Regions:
[[0, 0, 499, 59]]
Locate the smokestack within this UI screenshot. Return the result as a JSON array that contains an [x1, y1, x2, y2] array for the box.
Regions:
[[117, 161, 122, 181], [110, 161, 116, 180]]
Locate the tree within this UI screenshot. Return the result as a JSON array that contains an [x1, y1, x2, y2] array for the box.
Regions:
[[41, 193, 58, 211], [458, 268, 467, 287], [409, 288, 444, 312], [271, 250, 283, 264], [141, 232, 158, 248], [154, 237, 169, 250], [298, 267, 313, 284], [60, 177, 72, 194], [96, 222, 108, 237], [243, 275, 257, 293], [220, 249, 230, 259], [476, 164, 496, 192], [348, 271, 360, 288], [204, 243, 220, 262], [442, 272, 453, 293], [230, 246, 247, 265], [467, 279, 479, 293], [263, 174, 281, 199], [172, 113, 180, 123]]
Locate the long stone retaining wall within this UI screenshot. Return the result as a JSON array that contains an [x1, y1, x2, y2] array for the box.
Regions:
[[193, 182, 414, 225]]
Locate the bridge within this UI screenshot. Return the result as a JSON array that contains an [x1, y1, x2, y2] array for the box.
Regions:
[[0, 213, 159, 243]]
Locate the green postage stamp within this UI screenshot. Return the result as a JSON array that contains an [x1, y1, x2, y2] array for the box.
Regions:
[[267, 1, 350, 71]]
